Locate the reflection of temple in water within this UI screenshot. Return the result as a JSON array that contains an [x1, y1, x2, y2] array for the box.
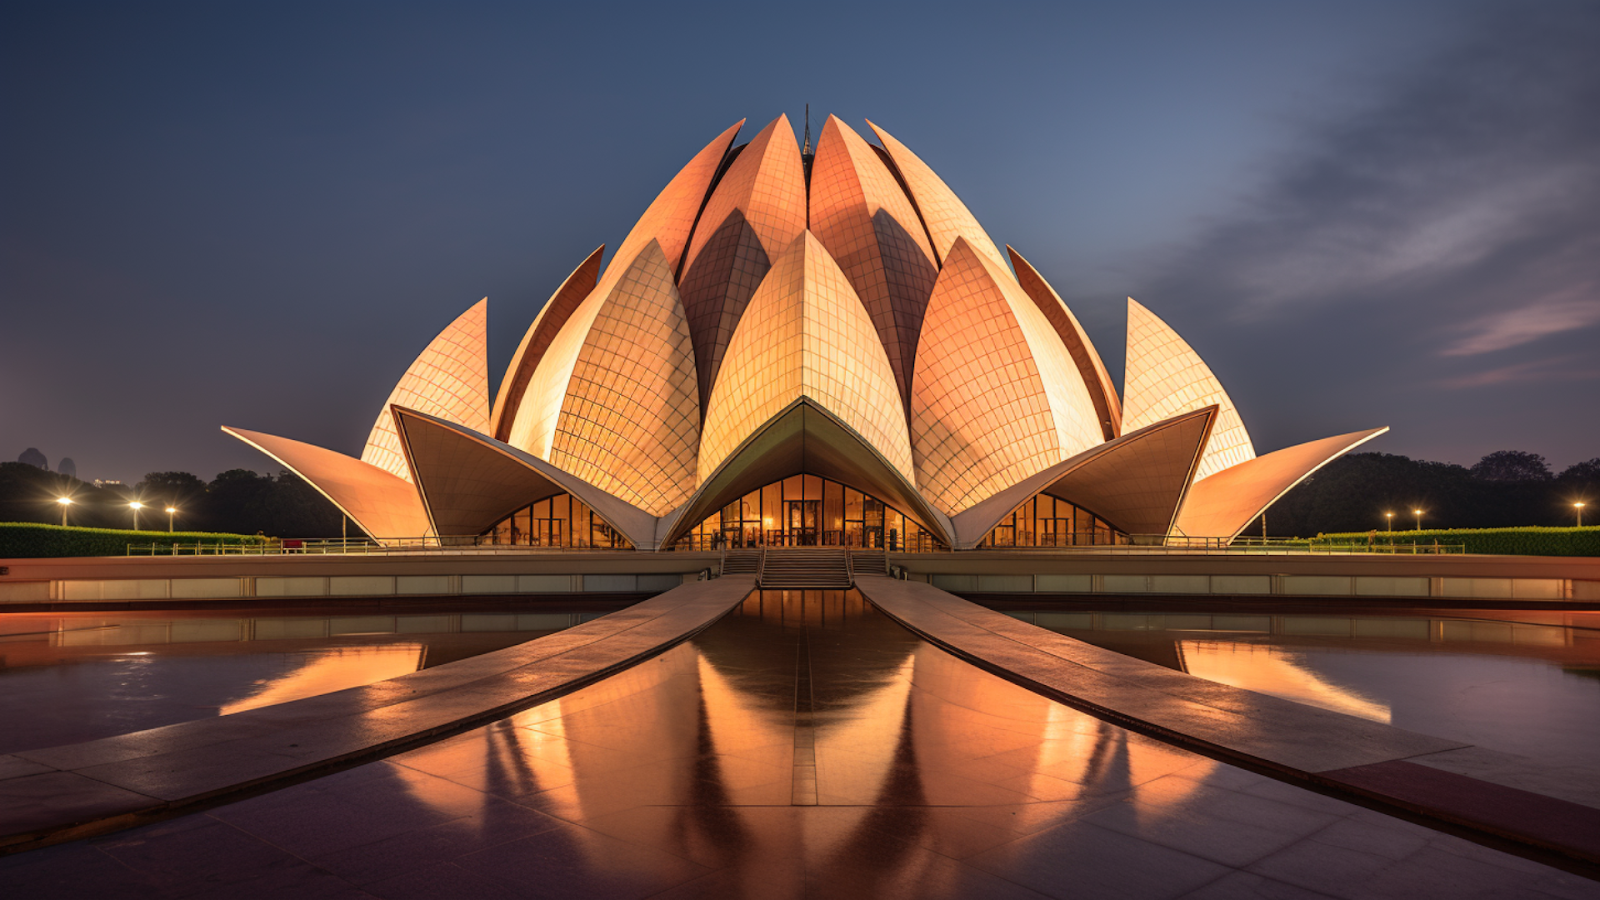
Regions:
[[386, 591, 1218, 897]]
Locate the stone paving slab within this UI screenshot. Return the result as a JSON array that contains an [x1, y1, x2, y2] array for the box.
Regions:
[[0, 576, 754, 855], [856, 575, 1600, 874]]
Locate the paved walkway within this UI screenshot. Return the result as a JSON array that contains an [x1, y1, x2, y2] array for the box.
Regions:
[[0, 576, 755, 855], [856, 576, 1600, 876], [2, 589, 1594, 899]]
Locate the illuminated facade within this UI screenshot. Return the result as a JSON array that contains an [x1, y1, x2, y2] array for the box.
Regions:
[[225, 114, 1386, 550]]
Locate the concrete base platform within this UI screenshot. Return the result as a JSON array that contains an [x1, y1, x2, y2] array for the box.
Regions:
[[0, 576, 754, 856], [856, 575, 1600, 876]]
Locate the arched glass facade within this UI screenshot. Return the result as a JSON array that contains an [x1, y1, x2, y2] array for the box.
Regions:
[[978, 494, 1127, 548], [478, 482, 1125, 552], [674, 475, 944, 551], [483, 495, 633, 549]]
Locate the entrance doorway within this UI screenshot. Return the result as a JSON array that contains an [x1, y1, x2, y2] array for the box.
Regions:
[[787, 500, 819, 546]]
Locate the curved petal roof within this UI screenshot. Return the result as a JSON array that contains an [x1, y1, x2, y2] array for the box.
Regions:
[[699, 231, 913, 485], [515, 240, 700, 517], [949, 407, 1216, 547], [681, 115, 807, 281], [912, 238, 1105, 516], [590, 119, 744, 305], [867, 120, 1005, 269], [1007, 246, 1123, 441], [808, 116, 939, 407], [679, 116, 808, 410], [391, 406, 658, 548], [700, 230, 915, 483], [1123, 298, 1256, 481], [223, 426, 431, 541], [489, 245, 604, 442], [361, 298, 491, 483], [1175, 427, 1389, 540]]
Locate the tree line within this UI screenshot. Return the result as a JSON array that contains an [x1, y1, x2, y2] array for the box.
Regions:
[[0, 463, 344, 537], [1, 449, 1594, 540], [1266, 451, 1599, 537]]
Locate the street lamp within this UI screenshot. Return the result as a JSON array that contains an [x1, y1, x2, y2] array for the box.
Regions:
[[129, 501, 143, 531], [165, 506, 178, 532], [1578, 502, 1588, 528], [1384, 512, 1393, 532], [56, 496, 72, 527], [1413, 508, 1424, 532]]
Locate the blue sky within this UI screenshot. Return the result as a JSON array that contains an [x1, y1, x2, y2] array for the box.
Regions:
[[3, 0, 1596, 482]]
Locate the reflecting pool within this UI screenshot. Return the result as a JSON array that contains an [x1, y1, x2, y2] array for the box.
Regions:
[[0, 601, 628, 754], [998, 606, 1600, 770], [5, 589, 1589, 899]]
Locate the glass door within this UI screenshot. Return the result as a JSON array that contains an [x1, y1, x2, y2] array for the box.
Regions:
[[787, 500, 820, 546]]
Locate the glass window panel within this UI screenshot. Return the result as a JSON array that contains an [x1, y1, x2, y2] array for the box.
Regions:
[[762, 482, 782, 544], [845, 487, 864, 521], [824, 480, 844, 544], [804, 474, 823, 502]]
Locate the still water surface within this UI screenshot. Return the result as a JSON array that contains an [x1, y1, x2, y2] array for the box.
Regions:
[[6, 590, 1582, 899], [1000, 606, 1600, 770], [0, 601, 628, 754]]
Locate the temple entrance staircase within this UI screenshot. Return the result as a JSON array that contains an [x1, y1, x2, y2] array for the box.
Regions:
[[756, 547, 853, 590], [721, 549, 763, 577]]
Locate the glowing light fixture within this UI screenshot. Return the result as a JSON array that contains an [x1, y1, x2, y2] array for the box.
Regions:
[[1412, 508, 1424, 532], [56, 496, 72, 527], [129, 501, 144, 531], [165, 506, 178, 532], [1578, 501, 1588, 527], [1384, 511, 1393, 532]]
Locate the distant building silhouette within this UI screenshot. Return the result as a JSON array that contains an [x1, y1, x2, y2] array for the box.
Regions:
[[18, 448, 47, 469], [57, 457, 77, 479]]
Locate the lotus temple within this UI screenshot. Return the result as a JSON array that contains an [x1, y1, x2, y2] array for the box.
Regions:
[[4, 115, 1598, 896], [224, 114, 1384, 553]]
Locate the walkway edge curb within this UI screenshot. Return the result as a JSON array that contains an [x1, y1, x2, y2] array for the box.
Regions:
[[0, 577, 755, 857], [855, 576, 1600, 880]]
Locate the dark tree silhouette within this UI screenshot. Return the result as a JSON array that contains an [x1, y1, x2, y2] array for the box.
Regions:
[[1471, 450, 1553, 482]]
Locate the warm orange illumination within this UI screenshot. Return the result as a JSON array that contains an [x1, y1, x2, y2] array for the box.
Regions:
[[1577, 501, 1587, 527], [1123, 298, 1255, 481], [363, 299, 491, 483], [55, 496, 71, 527], [1413, 508, 1425, 531], [220, 112, 1391, 549]]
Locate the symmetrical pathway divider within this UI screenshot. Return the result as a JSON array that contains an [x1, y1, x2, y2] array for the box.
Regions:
[[856, 575, 1600, 878], [0, 576, 755, 856]]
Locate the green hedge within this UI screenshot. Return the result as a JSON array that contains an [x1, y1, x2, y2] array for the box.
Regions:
[[0, 523, 268, 559], [1315, 526, 1600, 557]]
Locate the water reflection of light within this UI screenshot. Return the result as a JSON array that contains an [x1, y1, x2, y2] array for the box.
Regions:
[[1181, 641, 1391, 723], [219, 645, 424, 714]]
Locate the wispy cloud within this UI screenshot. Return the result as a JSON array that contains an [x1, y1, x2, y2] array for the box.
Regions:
[[1436, 353, 1600, 389], [1442, 284, 1600, 356], [1141, 3, 1600, 358]]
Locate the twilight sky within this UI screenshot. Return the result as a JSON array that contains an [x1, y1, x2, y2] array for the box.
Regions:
[[3, 0, 1597, 484]]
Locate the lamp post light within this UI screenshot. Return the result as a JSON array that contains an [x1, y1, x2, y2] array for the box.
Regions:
[[1384, 512, 1393, 532], [57, 496, 72, 527], [166, 506, 178, 532], [1578, 502, 1588, 528], [129, 501, 143, 531], [1413, 508, 1424, 532]]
